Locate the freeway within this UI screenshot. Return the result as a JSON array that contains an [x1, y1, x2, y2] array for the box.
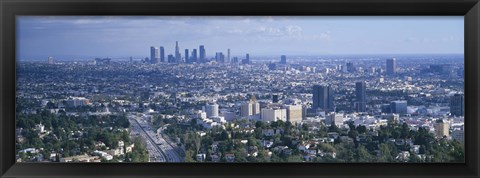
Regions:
[[129, 114, 183, 162], [128, 116, 166, 162]]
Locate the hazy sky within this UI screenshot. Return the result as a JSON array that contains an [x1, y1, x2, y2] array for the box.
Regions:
[[17, 16, 464, 60]]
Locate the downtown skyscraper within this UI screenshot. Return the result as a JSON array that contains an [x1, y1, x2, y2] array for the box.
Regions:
[[160, 46, 165, 62], [355, 81, 367, 112], [175, 41, 181, 63], [227, 49, 231, 63], [312, 85, 335, 112], [280, 55, 287, 64], [150, 46, 159, 64], [191, 49, 197, 63], [199, 45, 206, 63], [386, 58, 397, 75], [185, 49, 189, 63], [450, 94, 465, 116]]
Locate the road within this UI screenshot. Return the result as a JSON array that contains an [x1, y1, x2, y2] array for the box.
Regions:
[[128, 115, 166, 162], [128, 114, 183, 162]]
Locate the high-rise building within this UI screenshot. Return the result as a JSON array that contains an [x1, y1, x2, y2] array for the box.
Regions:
[[450, 94, 464, 117], [242, 53, 250, 64], [232, 57, 239, 63], [227, 49, 231, 63], [47, 57, 54, 64], [215, 52, 225, 63], [241, 95, 260, 118], [160, 46, 165, 62], [346, 62, 355, 73], [199, 45, 206, 63], [434, 119, 450, 138], [261, 107, 287, 122], [204, 103, 219, 118], [185, 49, 189, 64], [191, 49, 197, 63], [312, 85, 335, 112], [280, 55, 287, 64], [241, 102, 260, 118], [150, 46, 159, 64], [175, 41, 181, 63], [386, 58, 397, 75], [241, 103, 253, 117], [326, 113, 344, 127], [167, 54, 175, 63], [390, 100, 407, 114], [129, 56, 133, 63], [150, 46, 155, 63], [286, 105, 302, 124], [355, 81, 367, 112]]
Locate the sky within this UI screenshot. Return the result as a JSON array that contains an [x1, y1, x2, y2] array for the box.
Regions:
[[16, 16, 464, 60]]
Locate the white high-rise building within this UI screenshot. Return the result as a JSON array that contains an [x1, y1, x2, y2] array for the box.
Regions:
[[261, 107, 287, 122], [47, 57, 54, 64], [326, 113, 344, 127], [241, 95, 260, 119], [204, 103, 219, 118]]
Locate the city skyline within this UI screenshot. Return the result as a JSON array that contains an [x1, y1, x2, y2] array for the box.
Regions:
[[15, 16, 465, 163], [17, 16, 463, 60]]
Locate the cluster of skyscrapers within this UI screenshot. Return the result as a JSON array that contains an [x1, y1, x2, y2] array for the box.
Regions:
[[311, 58, 464, 118], [312, 81, 366, 113], [148, 41, 251, 64]]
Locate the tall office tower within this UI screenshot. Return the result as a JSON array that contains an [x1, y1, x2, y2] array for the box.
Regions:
[[47, 57, 54, 64], [450, 94, 465, 117], [191, 49, 197, 63], [242, 53, 250, 64], [346, 62, 355, 73], [286, 105, 303, 124], [390, 100, 407, 114], [434, 119, 450, 138], [167, 54, 175, 63], [160, 46, 165, 62], [227, 49, 231, 63], [355, 81, 367, 112], [150, 46, 159, 64], [204, 103, 219, 118], [129, 56, 133, 63], [175, 41, 181, 63], [386, 58, 397, 75], [312, 85, 335, 111], [199, 45, 206, 63], [185, 49, 189, 63], [232, 57, 239, 63], [280, 55, 287, 64], [215, 52, 225, 63]]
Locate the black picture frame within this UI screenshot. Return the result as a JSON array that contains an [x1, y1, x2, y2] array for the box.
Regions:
[[1, 0, 479, 177]]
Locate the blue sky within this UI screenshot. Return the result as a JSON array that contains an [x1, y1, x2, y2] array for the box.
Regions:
[[17, 16, 464, 60]]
